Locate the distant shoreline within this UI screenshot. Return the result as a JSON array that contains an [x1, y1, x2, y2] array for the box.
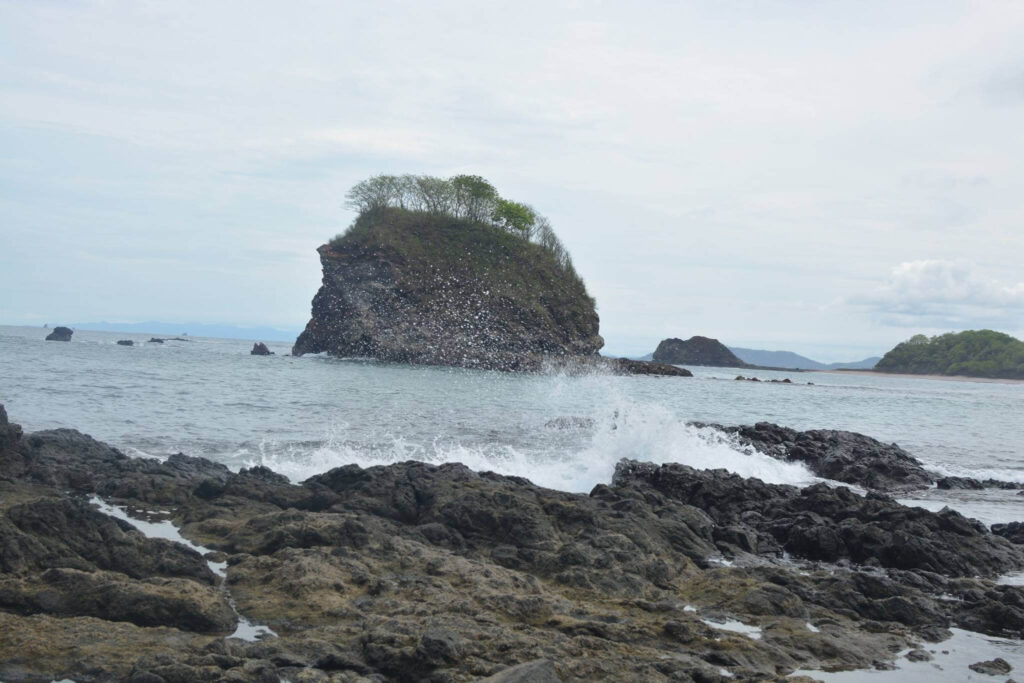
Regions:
[[821, 369, 1024, 385]]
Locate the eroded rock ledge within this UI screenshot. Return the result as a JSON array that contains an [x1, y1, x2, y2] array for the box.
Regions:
[[0, 403, 1022, 682]]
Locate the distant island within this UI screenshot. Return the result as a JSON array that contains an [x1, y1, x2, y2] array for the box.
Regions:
[[652, 336, 749, 367], [875, 329, 1024, 379], [293, 174, 687, 376]]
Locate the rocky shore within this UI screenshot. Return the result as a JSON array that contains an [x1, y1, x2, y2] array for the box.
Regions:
[[1, 403, 1021, 682]]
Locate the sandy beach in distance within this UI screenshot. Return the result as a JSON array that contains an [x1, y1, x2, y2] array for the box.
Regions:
[[821, 369, 1024, 385]]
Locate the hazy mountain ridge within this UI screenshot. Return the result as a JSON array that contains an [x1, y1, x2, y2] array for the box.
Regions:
[[729, 347, 880, 370]]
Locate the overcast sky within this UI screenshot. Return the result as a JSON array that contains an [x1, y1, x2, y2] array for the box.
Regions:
[[2, 1, 1023, 360]]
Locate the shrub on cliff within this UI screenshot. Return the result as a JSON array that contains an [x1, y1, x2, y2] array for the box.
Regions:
[[875, 329, 1024, 379]]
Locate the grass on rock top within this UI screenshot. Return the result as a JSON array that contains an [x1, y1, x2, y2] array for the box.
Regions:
[[328, 207, 595, 320]]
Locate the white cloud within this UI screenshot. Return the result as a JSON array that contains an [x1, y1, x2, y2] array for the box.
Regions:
[[853, 260, 1024, 329]]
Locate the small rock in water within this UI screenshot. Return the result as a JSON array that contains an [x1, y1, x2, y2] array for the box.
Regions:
[[905, 649, 932, 662], [45, 326, 73, 342], [116, 340, 134, 346], [148, 338, 164, 343], [250, 342, 274, 356], [969, 658, 1012, 675]]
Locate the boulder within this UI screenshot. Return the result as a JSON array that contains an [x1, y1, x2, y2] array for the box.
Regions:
[[250, 342, 274, 356], [116, 340, 134, 346], [44, 327, 73, 342]]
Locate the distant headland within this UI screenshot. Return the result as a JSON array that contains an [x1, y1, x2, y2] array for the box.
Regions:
[[874, 329, 1024, 380]]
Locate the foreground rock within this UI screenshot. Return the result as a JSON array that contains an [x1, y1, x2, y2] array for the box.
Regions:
[[698, 421, 935, 491], [1, 403, 1022, 681], [44, 326, 73, 342]]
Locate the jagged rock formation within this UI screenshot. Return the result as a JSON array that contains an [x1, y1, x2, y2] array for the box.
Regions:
[[696, 421, 935, 491], [293, 208, 604, 371], [250, 342, 273, 356], [44, 326, 72, 342], [652, 336, 748, 367], [1, 403, 1023, 681]]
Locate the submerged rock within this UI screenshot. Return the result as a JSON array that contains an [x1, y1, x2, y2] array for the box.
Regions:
[[250, 342, 274, 356], [44, 326, 72, 342]]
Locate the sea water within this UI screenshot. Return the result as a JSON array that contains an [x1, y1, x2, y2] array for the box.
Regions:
[[1, 325, 1021, 523]]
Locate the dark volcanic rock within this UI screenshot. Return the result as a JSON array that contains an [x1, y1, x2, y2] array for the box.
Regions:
[[44, 326, 73, 342], [250, 342, 274, 356], [612, 460, 1024, 577], [702, 421, 934, 491], [652, 336, 748, 367], [993, 522, 1024, 545], [148, 337, 164, 343], [607, 357, 693, 377], [116, 339, 134, 346], [937, 476, 985, 490], [292, 208, 603, 371], [3, 402, 1023, 681], [1, 498, 216, 583]]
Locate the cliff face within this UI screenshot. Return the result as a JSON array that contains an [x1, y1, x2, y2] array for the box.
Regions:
[[293, 208, 603, 369], [652, 336, 749, 367]]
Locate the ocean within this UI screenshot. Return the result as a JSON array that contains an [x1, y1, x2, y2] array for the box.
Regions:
[[1, 324, 1021, 527]]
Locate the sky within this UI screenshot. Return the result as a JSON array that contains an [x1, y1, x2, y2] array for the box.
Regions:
[[1, 1, 1023, 361]]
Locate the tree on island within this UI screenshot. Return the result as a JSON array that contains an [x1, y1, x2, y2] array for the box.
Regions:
[[875, 329, 1024, 379], [342, 173, 577, 273]]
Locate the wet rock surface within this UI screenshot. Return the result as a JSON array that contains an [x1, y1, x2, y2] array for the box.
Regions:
[[697, 421, 936, 490], [1, 402, 1022, 682]]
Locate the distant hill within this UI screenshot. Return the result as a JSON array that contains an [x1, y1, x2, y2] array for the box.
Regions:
[[729, 347, 880, 370], [72, 321, 301, 342], [653, 336, 749, 367], [875, 330, 1024, 379]]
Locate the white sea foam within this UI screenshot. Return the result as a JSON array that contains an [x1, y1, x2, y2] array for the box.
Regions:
[[700, 617, 763, 640], [240, 395, 820, 493]]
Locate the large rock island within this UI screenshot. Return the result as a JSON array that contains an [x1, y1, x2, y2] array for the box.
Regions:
[[294, 174, 686, 376]]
